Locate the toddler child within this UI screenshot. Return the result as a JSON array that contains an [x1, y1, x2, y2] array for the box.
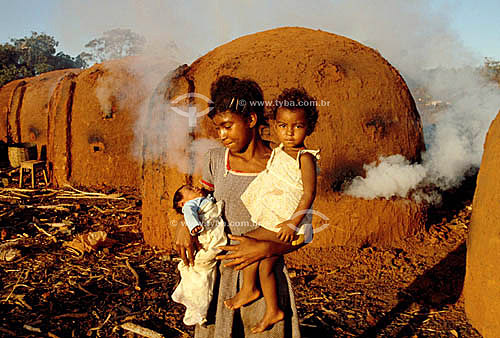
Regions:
[[224, 88, 320, 333]]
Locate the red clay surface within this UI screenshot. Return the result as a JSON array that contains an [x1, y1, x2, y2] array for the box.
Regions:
[[142, 27, 426, 250], [464, 111, 500, 338]]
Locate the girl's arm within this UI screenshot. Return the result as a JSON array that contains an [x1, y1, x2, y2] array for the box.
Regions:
[[217, 153, 318, 269], [277, 152, 317, 242], [216, 234, 305, 270], [174, 186, 212, 266], [174, 221, 201, 267]]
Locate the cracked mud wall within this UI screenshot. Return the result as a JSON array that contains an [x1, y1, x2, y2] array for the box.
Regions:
[[66, 58, 147, 188]]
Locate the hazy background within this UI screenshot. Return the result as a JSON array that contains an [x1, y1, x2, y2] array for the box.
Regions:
[[1, 0, 500, 201]]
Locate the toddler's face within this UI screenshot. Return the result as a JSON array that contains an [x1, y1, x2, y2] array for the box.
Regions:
[[274, 108, 308, 149]]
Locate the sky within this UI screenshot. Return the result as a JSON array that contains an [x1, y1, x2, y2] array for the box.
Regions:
[[0, 0, 499, 66], [1, 0, 500, 200]]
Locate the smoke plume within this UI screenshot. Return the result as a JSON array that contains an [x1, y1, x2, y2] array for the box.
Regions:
[[51, 0, 500, 193]]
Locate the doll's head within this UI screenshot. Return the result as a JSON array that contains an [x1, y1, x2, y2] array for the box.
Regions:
[[172, 184, 206, 214]]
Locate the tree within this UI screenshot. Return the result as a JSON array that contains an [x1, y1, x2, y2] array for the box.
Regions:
[[0, 32, 86, 87], [79, 28, 146, 65]]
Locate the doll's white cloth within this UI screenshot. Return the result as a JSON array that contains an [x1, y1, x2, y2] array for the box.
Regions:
[[171, 199, 227, 326]]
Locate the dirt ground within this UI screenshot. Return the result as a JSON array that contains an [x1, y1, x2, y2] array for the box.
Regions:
[[0, 170, 481, 338]]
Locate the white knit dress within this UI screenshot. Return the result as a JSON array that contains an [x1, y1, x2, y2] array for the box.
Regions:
[[195, 146, 303, 338], [240, 143, 320, 239]]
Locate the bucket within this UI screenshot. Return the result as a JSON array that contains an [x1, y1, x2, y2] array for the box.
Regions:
[[8, 143, 37, 168]]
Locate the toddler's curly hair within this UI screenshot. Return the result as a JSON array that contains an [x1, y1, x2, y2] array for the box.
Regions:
[[272, 88, 319, 135]]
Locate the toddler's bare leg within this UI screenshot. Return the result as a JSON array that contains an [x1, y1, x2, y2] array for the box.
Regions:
[[224, 263, 261, 310], [251, 256, 285, 333], [244, 226, 284, 243]]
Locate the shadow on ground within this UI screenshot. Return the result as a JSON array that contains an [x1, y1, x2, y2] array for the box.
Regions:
[[359, 242, 466, 337]]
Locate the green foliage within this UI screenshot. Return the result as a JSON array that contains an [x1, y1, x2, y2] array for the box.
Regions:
[[79, 28, 146, 64], [0, 32, 86, 88]]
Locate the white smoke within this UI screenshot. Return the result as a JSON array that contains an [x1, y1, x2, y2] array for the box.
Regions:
[[51, 0, 500, 187], [422, 69, 499, 189], [131, 72, 220, 173], [346, 155, 427, 200], [345, 68, 500, 201], [53, 0, 478, 67]]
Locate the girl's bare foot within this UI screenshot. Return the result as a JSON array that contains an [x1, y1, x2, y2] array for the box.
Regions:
[[224, 288, 261, 310], [251, 309, 285, 333]]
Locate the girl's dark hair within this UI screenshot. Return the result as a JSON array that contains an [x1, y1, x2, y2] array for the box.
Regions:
[[272, 88, 319, 135], [209, 76, 266, 127], [173, 184, 190, 214]]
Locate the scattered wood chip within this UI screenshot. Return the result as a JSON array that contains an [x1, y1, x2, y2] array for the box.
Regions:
[[120, 322, 165, 338], [23, 324, 41, 333], [125, 259, 141, 291], [53, 312, 88, 320]]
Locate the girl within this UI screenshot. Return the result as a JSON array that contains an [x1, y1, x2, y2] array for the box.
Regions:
[[225, 88, 320, 333], [174, 76, 303, 338]]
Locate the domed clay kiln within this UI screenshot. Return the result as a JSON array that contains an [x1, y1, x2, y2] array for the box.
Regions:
[[141, 27, 427, 250], [464, 111, 500, 338]]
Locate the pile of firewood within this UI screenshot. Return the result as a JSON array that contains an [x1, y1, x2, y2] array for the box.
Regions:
[[0, 185, 191, 338]]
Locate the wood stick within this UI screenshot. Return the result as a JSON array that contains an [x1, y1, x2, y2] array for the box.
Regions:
[[63, 184, 123, 198], [25, 204, 73, 210], [321, 305, 338, 316], [34, 192, 58, 198], [116, 209, 140, 213], [125, 259, 141, 291], [77, 283, 97, 297], [4, 269, 24, 302], [300, 323, 318, 328], [63, 184, 106, 195], [0, 187, 38, 193], [48, 332, 62, 338], [53, 312, 88, 320], [0, 327, 17, 336], [31, 222, 54, 238], [8, 191, 30, 198], [89, 313, 112, 331], [56, 195, 125, 200], [93, 206, 107, 213], [0, 194, 21, 200], [93, 206, 139, 214], [14, 294, 32, 310], [120, 322, 165, 338], [23, 324, 41, 333], [171, 326, 189, 337]]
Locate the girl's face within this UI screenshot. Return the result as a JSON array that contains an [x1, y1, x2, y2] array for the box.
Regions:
[[274, 108, 308, 149], [212, 111, 255, 153]]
